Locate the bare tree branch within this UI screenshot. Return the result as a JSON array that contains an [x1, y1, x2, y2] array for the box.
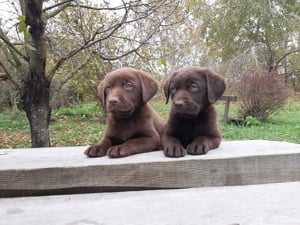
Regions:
[[66, 0, 154, 11], [0, 28, 29, 62], [275, 48, 300, 69], [46, 0, 179, 83], [43, 0, 75, 13], [52, 52, 96, 93], [44, 1, 74, 20], [47, 1, 130, 81], [0, 60, 22, 89], [95, 1, 178, 61]]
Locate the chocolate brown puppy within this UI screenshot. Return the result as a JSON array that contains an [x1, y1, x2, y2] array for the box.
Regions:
[[162, 66, 226, 157], [85, 67, 164, 158]]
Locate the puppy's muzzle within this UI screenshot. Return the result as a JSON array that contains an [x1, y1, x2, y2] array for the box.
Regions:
[[172, 99, 200, 117], [108, 96, 119, 105], [173, 99, 185, 109]]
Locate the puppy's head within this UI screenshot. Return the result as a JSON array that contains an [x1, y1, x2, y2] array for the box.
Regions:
[[163, 66, 226, 117], [97, 67, 158, 118]]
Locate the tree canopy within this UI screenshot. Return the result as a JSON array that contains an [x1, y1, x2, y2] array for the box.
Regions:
[[199, 0, 300, 71]]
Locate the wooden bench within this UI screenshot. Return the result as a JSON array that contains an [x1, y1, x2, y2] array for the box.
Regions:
[[219, 95, 238, 124], [1, 140, 300, 225], [158, 95, 240, 125]]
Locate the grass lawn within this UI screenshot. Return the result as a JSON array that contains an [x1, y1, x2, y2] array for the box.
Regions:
[[220, 103, 300, 143], [0, 98, 299, 149]]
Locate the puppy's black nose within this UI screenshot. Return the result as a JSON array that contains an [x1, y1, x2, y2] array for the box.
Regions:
[[173, 100, 185, 108], [108, 96, 119, 105]]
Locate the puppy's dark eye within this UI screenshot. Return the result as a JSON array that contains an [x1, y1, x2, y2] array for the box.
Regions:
[[124, 82, 134, 90], [189, 83, 199, 92], [106, 84, 112, 90], [170, 84, 177, 94]]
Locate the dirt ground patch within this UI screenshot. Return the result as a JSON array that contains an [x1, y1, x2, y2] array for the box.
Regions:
[[0, 133, 30, 148]]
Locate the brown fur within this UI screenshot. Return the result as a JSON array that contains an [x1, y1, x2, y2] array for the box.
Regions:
[[162, 66, 226, 157], [84, 67, 164, 158]]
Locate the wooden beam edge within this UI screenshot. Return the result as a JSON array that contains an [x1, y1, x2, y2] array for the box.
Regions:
[[1, 152, 300, 197]]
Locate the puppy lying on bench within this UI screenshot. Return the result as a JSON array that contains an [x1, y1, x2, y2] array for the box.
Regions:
[[162, 66, 226, 157], [85, 67, 164, 158]]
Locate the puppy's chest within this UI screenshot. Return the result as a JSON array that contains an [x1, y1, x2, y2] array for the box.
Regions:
[[172, 118, 206, 137], [109, 119, 146, 143]]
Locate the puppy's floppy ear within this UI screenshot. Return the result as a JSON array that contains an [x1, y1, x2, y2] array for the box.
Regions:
[[205, 69, 226, 104], [163, 77, 171, 104], [97, 79, 106, 110], [137, 70, 158, 103]]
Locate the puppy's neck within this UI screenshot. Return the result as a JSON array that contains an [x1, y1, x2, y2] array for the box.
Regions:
[[107, 103, 149, 121], [170, 105, 212, 122]]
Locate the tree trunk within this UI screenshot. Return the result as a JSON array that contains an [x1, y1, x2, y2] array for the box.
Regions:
[[267, 54, 276, 72], [21, 0, 51, 147], [22, 76, 51, 147]]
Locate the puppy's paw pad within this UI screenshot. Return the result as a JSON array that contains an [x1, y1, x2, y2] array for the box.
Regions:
[[84, 146, 107, 157]]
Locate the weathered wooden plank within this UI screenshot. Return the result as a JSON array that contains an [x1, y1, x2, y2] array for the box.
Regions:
[[219, 95, 237, 102], [1, 182, 300, 225], [1, 140, 300, 197]]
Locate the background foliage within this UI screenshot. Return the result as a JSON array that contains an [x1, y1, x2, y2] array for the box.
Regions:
[[1, 98, 300, 148], [1, 0, 299, 105], [0, 0, 299, 147]]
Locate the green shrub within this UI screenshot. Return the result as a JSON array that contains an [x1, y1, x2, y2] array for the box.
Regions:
[[76, 103, 100, 117], [57, 108, 77, 117], [54, 103, 103, 119], [245, 116, 261, 127]]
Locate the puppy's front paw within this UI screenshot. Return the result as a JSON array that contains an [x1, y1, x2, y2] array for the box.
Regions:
[[107, 145, 130, 158], [187, 138, 218, 155], [187, 142, 209, 155], [84, 145, 107, 157], [164, 143, 186, 158]]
